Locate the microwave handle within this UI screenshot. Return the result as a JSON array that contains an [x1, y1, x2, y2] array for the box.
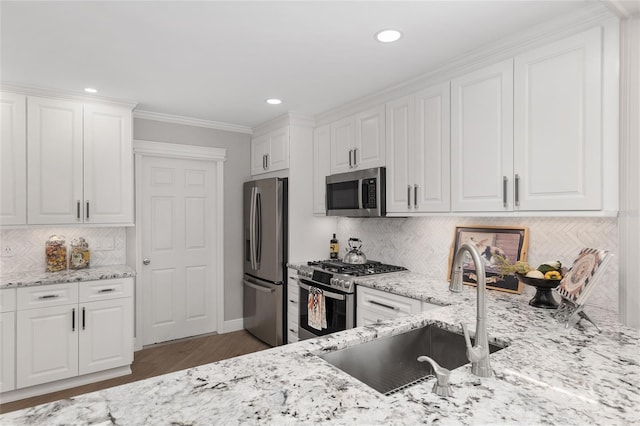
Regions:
[[358, 179, 364, 209]]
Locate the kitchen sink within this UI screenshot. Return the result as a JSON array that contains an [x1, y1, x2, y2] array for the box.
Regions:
[[319, 324, 504, 395]]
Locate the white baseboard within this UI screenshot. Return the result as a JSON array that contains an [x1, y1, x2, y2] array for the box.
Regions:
[[0, 366, 131, 403], [222, 318, 244, 333]]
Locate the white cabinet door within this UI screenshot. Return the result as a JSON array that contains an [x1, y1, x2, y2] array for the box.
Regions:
[[0, 92, 27, 225], [354, 105, 385, 170], [27, 96, 84, 224], [0, 311, 15, 392], [286, 269, 299, 343], [356, 286, 421, 327], [385, 95, 414, 213], [414, 82, 450, 212], [330, 115, 356, 174], [267, 126, 290, 172], [451, 60, 514, 212], [83, 103, 134, 223], [16, 304, 79, 388], [514, 27, 602, 211], [79, 297, 133, 375], [313, 124, 331, 215], [250, 134, 270, 175]]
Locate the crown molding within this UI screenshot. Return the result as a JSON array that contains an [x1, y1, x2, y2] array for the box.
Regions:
[[0, 82, 138, 109], [603, 0, 640, 18], [133, 139, 227, 161], [252, 112, 315, 136], [315, 2, 616, 125], [133, 110, 253, 135]]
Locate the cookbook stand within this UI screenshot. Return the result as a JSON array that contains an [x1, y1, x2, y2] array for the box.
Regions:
[[554, 298, 601, 332], [552, 248, 611, 333]]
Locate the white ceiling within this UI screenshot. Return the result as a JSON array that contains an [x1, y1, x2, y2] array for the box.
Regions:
[[0, 1, 614, 129]]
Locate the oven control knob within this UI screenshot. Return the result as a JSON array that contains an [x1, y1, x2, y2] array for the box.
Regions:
[[338, 279, 345, 288]]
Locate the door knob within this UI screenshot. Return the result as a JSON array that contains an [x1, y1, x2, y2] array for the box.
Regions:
[[143, 258, 151, 265]]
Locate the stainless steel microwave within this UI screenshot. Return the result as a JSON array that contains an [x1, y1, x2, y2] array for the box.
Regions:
[[326, 167, 386, 217]]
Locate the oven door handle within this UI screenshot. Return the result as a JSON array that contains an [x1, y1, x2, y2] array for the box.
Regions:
[[299, 281, 346, 301]]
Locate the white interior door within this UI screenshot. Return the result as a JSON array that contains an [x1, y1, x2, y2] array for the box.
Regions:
[[140, 156, 219, 345]]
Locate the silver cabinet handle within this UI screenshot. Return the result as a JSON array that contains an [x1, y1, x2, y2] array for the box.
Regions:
[[353, 148, 358, 167], [143, 258, 151, 265], [369, 300, 400, 311], [503, 176, 508, 208], [514, 174, 520, 207], [98, 288, 115, 293], [82, 307, 86, 330], [348, 149, 353, 167], [86, 201, 90, 220], [72, 307, 76, 331], [407, 185, 412, 209], [265, 153, 269, 169], [77, 201, 81, 221], [414, 184, 419, 209]]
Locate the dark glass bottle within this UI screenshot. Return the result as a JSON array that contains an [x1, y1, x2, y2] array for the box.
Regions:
[[330, 234, 339, 259]]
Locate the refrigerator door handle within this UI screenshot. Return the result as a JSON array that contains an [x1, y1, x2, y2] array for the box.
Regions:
[[243, 279, 275, 293], [256, 191, 262, 267], [249, 187, 257, 270]]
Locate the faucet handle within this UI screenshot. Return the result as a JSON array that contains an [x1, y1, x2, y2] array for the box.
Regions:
[[417, 355, 453, 397], [462, 322, 473, 350]]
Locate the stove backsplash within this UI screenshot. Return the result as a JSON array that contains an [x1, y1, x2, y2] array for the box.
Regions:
[[1, 227, 126, 274], [337, 216, 619, 314]]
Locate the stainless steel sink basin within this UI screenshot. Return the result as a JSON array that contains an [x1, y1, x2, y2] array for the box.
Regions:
[[320, 324, 504, 395]]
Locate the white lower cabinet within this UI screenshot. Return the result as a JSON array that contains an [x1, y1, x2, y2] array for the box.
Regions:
[[14, 278, 133, 390], [0, 288, 17, 392], [287, 269, 300, 343], [356, 286, 421, 327]]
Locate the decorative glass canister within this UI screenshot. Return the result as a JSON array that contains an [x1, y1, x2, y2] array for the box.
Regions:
[[69, 237, 90, 270], [45, 235, 67, 272]]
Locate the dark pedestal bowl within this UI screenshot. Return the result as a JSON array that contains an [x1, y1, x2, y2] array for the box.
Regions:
[[515, 273, 562, 309]]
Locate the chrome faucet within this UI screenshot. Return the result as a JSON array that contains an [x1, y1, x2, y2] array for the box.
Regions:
[[449, 243, 492, 377]]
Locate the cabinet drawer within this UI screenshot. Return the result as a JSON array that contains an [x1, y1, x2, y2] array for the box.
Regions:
[[79, 277, 133, 302], [287, 316, 299, 344], [0, 288, 16, 312], [357, 286, 421, 317], [17, 283, 78, 310]]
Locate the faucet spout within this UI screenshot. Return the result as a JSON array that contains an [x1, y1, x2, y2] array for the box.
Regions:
[[450, 243, 492, 377]]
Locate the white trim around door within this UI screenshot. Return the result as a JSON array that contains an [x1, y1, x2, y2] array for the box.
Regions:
[[132, 139, 226, 349]]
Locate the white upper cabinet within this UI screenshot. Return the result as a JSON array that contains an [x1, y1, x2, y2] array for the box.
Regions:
[[330, 105, 385, 174], [386, 83, 450, 214], [514, 27, 602, 211], [0, 92, 27, 225], [330, 115, 356, 174], [250, 126, 289, 175], [313, 124, 331, 215], [27, 96, 133, 224], [27, 96, 84, 224], [83, 103, 133, 223], [451, 59, 514, 212]]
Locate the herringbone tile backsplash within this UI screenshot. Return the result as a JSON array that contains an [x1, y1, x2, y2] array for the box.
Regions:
[[337, 216, 619, 314], [1, 227, 126, 274]]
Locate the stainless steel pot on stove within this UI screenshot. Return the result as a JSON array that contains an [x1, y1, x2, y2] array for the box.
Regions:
[[343, 238, 367, 264]]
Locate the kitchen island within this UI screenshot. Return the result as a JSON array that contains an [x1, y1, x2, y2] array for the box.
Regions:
[[1, 270, 638, 425]]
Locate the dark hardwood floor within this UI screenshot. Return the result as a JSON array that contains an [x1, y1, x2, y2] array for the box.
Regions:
[[0, 330, 270, 414]]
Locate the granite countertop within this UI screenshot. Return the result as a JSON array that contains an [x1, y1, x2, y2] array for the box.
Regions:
[[2, 268, 638, 425], [0, 265, 136, 289]]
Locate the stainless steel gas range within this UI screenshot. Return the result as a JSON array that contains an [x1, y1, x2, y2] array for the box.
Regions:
[[296, 260, 407, 340]]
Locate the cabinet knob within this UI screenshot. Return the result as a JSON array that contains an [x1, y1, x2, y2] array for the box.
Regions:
[[143, 258, 151, 265]]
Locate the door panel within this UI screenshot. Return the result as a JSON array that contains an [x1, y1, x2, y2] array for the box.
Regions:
[[141, 156, 218, 345], [0, 92, 27, 225]]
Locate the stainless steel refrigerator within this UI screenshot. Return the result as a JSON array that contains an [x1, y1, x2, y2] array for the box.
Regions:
[[243, 177, 287, 346]]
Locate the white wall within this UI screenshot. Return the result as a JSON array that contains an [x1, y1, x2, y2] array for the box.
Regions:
[[133, 117, 251, 322]]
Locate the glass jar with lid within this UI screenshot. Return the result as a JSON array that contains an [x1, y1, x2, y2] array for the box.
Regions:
[[69, 237, 90, 270], [45, 235, 67, 272]]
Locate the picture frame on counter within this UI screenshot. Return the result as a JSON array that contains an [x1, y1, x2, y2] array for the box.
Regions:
[[447, 225, 529, 294]]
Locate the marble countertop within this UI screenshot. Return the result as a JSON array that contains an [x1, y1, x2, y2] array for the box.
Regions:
[[2, 267, 638, 425], [0, 264, 136, 289]]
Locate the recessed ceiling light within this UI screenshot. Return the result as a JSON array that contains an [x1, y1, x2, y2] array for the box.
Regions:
[[84, 87, 97, 93], [375, 29, 403, 43], [266, 98, 282, 105]]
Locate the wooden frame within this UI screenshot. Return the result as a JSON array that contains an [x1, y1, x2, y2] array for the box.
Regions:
[[448, 225, 529, 293]]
